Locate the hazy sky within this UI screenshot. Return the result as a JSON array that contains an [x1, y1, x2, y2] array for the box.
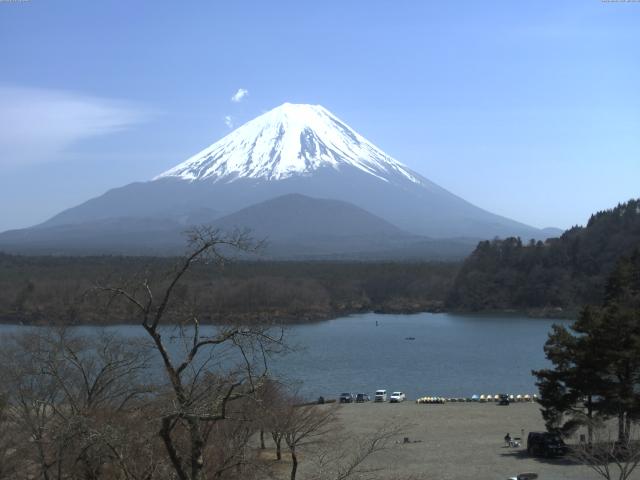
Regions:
[[1, 0, 638, 232]]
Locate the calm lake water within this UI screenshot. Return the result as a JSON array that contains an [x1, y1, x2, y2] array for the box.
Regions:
[[0, 312, 570, 400]]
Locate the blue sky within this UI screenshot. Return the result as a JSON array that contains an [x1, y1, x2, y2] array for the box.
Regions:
[[0, 0, 638, 231]]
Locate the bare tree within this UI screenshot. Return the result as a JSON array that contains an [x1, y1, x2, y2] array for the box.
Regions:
[[97, 227, 285, 480], [256, 379, 289, 460], [204, 407, 258, 479], [570, 422, 640, 480], [309, 423, 406, 480], [0, 328, 155, 480], [0, 392, 20, 480], [282, 401, 338, 480]]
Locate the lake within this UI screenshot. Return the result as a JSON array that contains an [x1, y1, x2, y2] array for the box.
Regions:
[[0, 312, 570, 400]]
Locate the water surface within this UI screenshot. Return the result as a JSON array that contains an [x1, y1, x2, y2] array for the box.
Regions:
[[274, 312, 568, 399], [0, 312, 569, 400]]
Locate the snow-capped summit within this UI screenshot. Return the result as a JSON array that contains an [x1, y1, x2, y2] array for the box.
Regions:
[[155, 103, 421, 184]]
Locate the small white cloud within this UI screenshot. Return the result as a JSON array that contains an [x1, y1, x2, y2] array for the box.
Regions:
[[0, 86, 152, 168], [224, 115, 234, 129], [230, 88, 248, 103]]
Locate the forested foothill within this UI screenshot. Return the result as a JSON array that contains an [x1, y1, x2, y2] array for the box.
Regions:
[[447, 199, 640, 314]]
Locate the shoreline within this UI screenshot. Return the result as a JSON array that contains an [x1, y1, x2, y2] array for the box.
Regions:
[[0, 304, 577, 327]]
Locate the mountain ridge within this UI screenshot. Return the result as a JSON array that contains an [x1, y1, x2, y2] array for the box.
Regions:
[[213, 193, 411, 239], [0, 193, 477, 259], [1, 103, 561, 253]]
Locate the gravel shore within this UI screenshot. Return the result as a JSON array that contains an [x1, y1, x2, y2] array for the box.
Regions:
[[308, 401, 630, 480]]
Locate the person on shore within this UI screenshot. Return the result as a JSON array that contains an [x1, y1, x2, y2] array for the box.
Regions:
[[504, 433, 511, 447]]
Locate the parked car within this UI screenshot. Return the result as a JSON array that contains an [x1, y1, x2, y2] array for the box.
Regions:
[[339, 392, 355, 403], [374, 389, 387, 402], [389, 391, 406, 403], [526, 432, 568, 457], [355, 393, 370, 403], [498, 393, 510, 406]]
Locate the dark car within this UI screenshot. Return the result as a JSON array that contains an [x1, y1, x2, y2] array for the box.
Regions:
[[526, 432, 568, 457], [339, 392, 355, 403], [355, 393, 370, 403], [498, 393, 510, 406]]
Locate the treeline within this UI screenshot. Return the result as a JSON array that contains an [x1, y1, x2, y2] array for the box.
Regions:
[[0, 253, 458, 325], [447, 199, 640, 313], [4, 198, 640, 323]]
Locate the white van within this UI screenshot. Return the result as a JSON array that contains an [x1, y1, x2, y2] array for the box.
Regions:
[[374, 389, 387, 402]]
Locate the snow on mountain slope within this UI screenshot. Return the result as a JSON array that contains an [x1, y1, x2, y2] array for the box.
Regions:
[[10, 101, 559, 245], [155, 103, 421, 184]]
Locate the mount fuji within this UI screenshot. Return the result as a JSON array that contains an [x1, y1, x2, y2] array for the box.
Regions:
[[0, 103, 559, 257], [155, 103, 422, 185]]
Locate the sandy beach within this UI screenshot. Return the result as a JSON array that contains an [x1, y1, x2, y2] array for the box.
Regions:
[[290, 401, 636, 480]]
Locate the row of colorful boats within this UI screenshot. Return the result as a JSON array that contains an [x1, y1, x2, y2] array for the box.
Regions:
[[416, 394, 538, 404]]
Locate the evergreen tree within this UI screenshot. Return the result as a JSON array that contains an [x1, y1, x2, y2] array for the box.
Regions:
[[533, 250, 640, 442], [449, 198, 640, 311]]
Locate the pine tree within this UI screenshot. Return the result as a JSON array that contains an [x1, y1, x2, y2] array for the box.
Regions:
[[533, 250, 640, 442]]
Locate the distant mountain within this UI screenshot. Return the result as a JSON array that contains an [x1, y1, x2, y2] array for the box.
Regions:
[[215, 193, 408, 240], [0, 217, 186, 256], [447, 198, 640, 312], [212, 193, 476, 259], [0, 194, 476, 259], [540, 227, 564, 238], [1, 103, 557, 255]]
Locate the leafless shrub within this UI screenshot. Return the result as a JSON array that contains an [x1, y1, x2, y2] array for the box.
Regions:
[[0, 328, 158, 480], [569, 422, 640, 480], [309, 422, 408, 480]]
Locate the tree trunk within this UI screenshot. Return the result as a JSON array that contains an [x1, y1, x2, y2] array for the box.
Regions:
[[587, 395, 594, 444], [290, 447, 298, 480], [35, 435, 52, 480], [189, 419, 206, 480], [272, 432, 282, 460], [160, 418, 189, 480], [618, 412, 626, 443], [625, 413, 631, 444], [260, 429, 265, 449]]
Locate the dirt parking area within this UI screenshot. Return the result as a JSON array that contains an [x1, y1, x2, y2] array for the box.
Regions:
[[300, 401, 637, 480]]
